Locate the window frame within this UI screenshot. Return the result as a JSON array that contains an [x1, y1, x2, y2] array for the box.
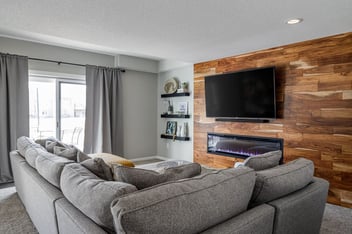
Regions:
[[29, 72, 85, 141]]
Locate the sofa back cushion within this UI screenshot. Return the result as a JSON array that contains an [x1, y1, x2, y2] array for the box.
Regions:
[[60, 163, 137, 232], [111, 167, 255, 234], [113, 163, 202, 189], [17, 136, 40, 155], [243, 150, 282, 171], [24, 146, 44, 168], [35, 151, 74, 188], [250, 158, 314, 206], [17, 136, 44, 168]]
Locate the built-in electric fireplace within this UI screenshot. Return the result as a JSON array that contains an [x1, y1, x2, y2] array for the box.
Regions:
[[207, 133, 284, 163]]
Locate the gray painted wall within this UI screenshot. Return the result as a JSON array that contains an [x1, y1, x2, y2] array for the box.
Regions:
[[0, 36, 158, 159], [0, 36, 114, 76], [157, 65, 194, 161]]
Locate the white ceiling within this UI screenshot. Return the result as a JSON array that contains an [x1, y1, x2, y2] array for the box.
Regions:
[[0, 0, 351, 63]]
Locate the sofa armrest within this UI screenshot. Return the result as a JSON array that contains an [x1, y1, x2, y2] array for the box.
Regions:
[[201, 204, 275, 234], [268, 177, 329, 234], [10, 151, 64, 234], [55, 198, 107, 234]]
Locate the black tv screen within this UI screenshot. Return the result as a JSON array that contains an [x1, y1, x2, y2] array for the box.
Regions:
[[205, 67, 276, 120]]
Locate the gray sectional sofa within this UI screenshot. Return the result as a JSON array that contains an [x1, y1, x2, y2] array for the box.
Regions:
[[10, 137, 329, 234]]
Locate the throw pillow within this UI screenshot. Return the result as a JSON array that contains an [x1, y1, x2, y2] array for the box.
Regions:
[[77, 150, 91, 162], [35, 137, 57, 148], [45, 140, 66, 153], [113, 163, 202, 189], [242, 150, 282, 171], [88, 153, 135, 168], [53, 146, 78, 161], [81, 158, 113, 181]]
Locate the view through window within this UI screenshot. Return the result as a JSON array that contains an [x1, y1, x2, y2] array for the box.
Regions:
[[29, 76, 86, 149]]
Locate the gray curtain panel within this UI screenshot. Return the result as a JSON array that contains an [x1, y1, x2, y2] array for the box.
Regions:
[[84, 65, 123, 155], [0, 53, 29, 183]]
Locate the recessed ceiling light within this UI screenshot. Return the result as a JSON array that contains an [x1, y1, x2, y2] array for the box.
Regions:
[[286, 18, 303, 25]]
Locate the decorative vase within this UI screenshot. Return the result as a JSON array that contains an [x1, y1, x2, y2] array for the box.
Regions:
[[177, 125, 183, 137], [167, 101, 173, 114], [182, 122, 188, 137]]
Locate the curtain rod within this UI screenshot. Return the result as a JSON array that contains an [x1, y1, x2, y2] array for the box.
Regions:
[[28, 57, 126, 72]]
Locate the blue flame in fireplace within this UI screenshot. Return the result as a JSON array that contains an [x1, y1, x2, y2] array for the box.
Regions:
[[207, 133, 282, 159]]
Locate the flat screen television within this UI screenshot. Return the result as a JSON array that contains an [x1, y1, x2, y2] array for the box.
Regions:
[[205, 66, 276, 120]]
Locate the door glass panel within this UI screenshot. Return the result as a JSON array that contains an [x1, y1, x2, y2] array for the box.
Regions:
[[60, 83, 86, 149], [29, 79, 56, 139]]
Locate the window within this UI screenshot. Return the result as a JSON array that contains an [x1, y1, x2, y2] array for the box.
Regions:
[[29, 76, 86, 149]]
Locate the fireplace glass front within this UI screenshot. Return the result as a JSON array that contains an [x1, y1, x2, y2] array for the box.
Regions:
[[207, 133, 283, 162]]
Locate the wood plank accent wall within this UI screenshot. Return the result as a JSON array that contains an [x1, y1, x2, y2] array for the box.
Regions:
[[193, 32, 352, 208]]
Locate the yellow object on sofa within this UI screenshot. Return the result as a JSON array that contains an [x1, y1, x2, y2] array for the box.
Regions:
[[88, 153, 135, 168]]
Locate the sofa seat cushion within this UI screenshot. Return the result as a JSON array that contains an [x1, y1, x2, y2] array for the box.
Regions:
[[250, 158, 314, 206], [35, 151, 74, 188], [111, 167, 256, 234], [60, 163, 137, 232], [241, 150, 282, 171], [113, 163, 202, 189]]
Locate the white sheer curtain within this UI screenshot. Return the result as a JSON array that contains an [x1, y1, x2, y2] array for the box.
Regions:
[[0, 53, 29, 183], [83, 65, 123, 155]]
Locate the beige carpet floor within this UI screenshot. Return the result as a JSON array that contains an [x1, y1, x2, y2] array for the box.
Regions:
[[0, 187, 38, 234], [0, 186, 351, 234]]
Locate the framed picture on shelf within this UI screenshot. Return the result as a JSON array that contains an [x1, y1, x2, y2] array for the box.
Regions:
[[165, 121, 177, 135], [174, 101, 188, 115]]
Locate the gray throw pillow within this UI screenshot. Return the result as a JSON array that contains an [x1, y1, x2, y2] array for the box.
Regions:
[[34, 137, 57, 148], [45, 140, 66, 153], [250, 158, 314, 206], [81, 158, 113, 181], [243, 150, 282, 171], [77, 150, 91, 162], [53, 146, 78, 161], [113, 163, 202, 189]]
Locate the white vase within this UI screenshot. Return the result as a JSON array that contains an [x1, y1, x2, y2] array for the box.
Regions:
[[182, 123, 188, 137], [177, 126, 183, 137]]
